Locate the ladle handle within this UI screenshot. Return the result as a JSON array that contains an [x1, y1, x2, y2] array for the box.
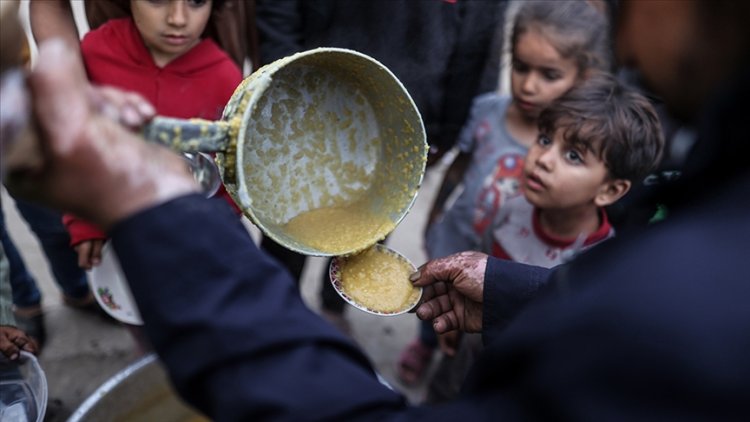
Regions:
[[142, 116, 231, 153]]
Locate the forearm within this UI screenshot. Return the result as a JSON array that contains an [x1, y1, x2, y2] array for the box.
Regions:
[[111, 195, 407, 420], [483, 257, 552, 346], [29, 0, 80, 49]]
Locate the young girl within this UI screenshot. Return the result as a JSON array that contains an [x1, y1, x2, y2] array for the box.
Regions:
[[63, 0, 242, 270], [398, 0, 611, 388]]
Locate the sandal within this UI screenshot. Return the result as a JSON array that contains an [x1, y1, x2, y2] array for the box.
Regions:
[[397, 339, 435, 386]]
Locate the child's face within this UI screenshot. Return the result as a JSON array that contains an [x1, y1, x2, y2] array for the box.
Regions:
[[511, 28, 579, 121], [130, 0, 212, 67], [522, 130, 627, 211]]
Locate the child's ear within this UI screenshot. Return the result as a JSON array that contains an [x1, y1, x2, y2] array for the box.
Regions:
[[594, 178, 631, 207]]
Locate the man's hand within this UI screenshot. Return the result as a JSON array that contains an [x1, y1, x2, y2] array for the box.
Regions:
[[0, 325, 38, 360], [4, 39, 198, 229], [410, 251, 487, 334], [88, 84, 155, 129]]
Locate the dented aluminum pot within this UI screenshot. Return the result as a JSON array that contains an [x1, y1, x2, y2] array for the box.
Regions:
[[143, 48, 427, 256]]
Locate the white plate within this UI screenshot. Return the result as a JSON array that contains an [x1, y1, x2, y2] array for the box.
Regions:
[[88, 243, 143, 325]]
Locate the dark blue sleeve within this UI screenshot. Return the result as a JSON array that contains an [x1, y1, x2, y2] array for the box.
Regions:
[[483, 257, 551, 346], [110, 195, 408, 421], [467, 197, 750, 420]]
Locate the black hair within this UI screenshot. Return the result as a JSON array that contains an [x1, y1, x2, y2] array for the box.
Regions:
[[512, 0, 612, 75], [538, 73, 665, 182]]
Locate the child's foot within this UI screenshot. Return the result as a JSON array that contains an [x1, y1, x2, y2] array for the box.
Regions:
[[61, 291, 97, 309], [397, 339, 434, 386]]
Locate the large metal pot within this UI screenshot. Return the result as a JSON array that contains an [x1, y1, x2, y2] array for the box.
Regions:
[[67, 354, 205, 422], [143, 48, 427, 256]]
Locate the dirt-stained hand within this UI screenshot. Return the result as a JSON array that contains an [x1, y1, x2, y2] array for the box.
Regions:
[[410, 251, 487, 334]]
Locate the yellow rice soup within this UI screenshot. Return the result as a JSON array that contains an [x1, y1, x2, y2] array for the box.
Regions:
[[339, 247, 419, 313], [282, 202, 395, 255]]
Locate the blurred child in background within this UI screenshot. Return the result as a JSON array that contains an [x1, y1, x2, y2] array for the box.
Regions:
[[62, 0, 242, 270]]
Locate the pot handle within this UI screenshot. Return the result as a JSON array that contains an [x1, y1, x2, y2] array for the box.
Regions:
[[142, 116, 232, 153]]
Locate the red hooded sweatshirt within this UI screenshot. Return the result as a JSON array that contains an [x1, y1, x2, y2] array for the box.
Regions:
[[64, 17, 243, 246]]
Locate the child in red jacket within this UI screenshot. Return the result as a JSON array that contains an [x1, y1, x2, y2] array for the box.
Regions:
[[64, 0, 242, 269]]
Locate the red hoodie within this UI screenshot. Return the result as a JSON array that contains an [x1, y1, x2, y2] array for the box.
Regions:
[[64, 17, 242, 246]]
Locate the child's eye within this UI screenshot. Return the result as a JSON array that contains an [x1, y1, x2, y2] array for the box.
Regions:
[[187, 0, 209, 7], [542, 70, 562, 81], [537, 135, 552, 146], [512, 60, 529, 73], [565, 150, 583, 164]]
